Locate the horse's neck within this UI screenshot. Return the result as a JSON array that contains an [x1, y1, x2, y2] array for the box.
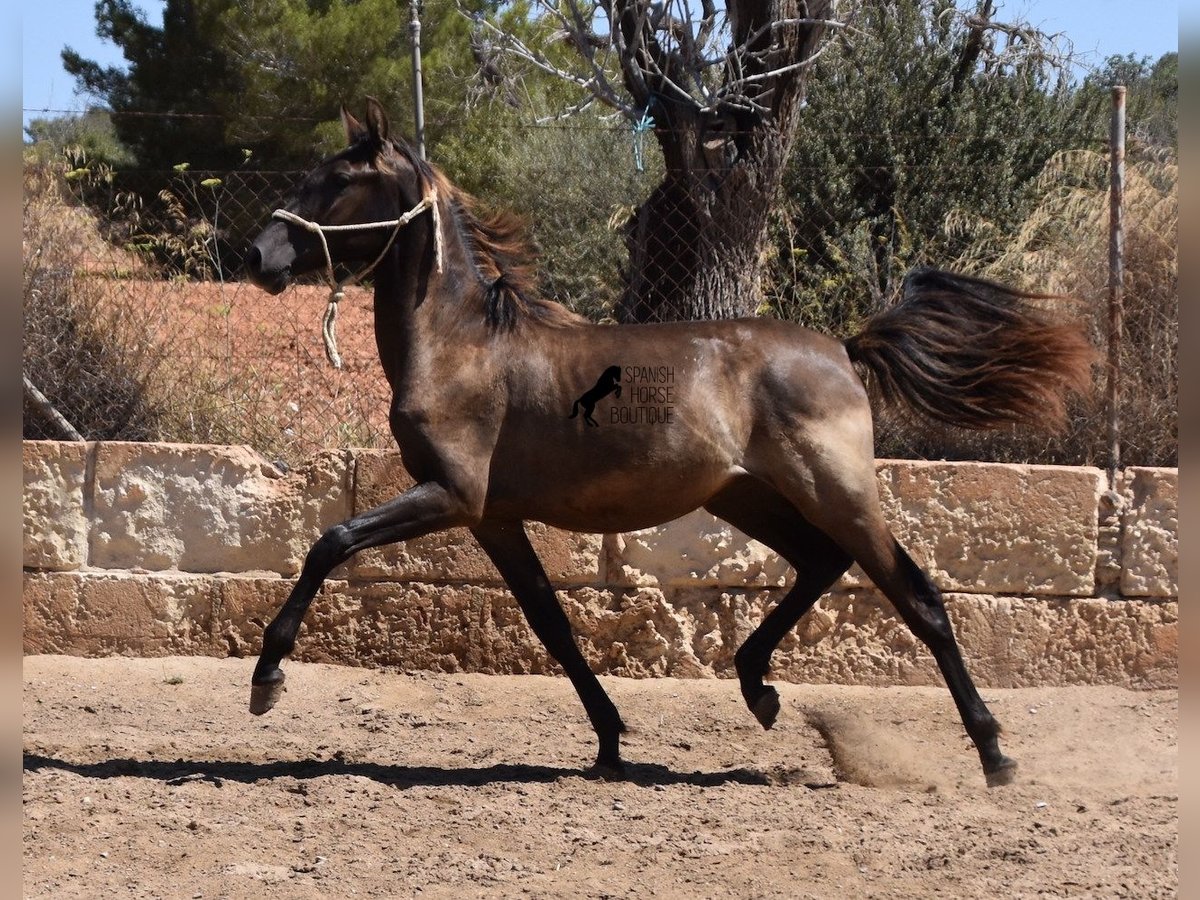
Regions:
[[371, 228, 487, 394]]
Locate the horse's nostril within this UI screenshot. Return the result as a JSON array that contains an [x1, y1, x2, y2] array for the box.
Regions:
[[245, 245, 262, 275]]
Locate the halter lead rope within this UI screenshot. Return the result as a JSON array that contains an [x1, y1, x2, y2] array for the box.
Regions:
[[271, 189, 443, 368]]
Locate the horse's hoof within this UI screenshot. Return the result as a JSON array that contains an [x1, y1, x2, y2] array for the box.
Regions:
[[249, 673, 286, 715], [590, 757, 627, 781], [985, 755, 1018, 787], [751, 686, 781, 730]]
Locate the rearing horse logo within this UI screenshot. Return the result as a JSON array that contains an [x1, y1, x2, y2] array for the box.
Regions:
[[569, 365, 622, 427]]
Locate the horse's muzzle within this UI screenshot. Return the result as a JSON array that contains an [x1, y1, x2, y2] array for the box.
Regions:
[[244, 244, 291, 295]]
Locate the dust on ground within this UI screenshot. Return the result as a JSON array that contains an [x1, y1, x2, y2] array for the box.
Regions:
[[24, 656, 1176, 898]]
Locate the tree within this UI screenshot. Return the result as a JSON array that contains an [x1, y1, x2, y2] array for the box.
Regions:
[[62, 0, 541, 170], [213, 0, 499, 161], [1082, 52, 1177, 153], [23, 107, 133, 167], [767, 0, 1094, 333], [474, 0, 840, 321], [63, 0, 244, 169], [470, 0, 1077, 324]]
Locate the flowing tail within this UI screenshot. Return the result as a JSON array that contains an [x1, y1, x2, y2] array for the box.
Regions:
[[844, 268, 1094, 430]]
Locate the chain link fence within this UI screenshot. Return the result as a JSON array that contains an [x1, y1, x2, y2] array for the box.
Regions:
[[23, 116, 1177, 467]]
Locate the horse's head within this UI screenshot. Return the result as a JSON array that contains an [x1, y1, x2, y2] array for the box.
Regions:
[[245, 98, 433, 295]]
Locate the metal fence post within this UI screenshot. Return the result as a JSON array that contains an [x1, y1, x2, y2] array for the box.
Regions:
[[409, 0, 426, 159], [1106, 85, 1126, 487]]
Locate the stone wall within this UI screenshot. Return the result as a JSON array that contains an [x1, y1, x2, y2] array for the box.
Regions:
[[22, 441, 1178, 688]]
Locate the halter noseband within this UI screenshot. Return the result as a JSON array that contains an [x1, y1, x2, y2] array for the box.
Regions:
[[271, 190, 443, 368]]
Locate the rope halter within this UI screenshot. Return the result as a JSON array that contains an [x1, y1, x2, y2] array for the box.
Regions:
[[271, 189, 443, 369]]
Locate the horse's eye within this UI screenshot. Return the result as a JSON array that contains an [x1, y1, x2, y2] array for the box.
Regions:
[[331, 171, 352, 187]]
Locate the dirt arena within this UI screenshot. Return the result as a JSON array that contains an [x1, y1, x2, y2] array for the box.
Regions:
[[24, 655, 1176, 898]]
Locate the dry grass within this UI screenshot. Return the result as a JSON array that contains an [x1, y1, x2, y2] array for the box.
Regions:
[[23, 155, 169, 441]]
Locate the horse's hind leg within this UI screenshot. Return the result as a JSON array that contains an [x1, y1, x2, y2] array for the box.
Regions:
[[471, 518, 627, 776], [704, 478, 852, 730], [857, 534, 1016, 785], [772, 457, 1016, 786], [756, 404, 1015, 785]]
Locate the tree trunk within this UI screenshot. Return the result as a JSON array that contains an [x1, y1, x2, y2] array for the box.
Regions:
[[613, 0, 832, 323], [618, 129, 789, 322]]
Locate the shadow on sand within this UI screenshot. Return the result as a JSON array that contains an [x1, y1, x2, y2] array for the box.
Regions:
[[22, 751, 817, 790]]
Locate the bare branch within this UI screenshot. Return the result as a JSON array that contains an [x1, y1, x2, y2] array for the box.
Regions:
[[534, 93, 597, 124], [463, 9, 636, 116], [468, 0, 848, 123]]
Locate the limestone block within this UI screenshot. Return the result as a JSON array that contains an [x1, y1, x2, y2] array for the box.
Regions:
[[346, 449, 601, 585], [858, 461, 1104, 597], [22, 571, 1177, 688], [23, 441, 90, 570], [214, 576, 294, 658], [23, 571, 223, 656], [558, 586, 760, 678], [607, 510, 791, 589], [1120, 467, 1178, 597], [288, 580, 556, 674], [610, 462, 1102, 597], [764, 591, 1176, 690], [22, 571, 81, 654], [90, 443, 351, 575]]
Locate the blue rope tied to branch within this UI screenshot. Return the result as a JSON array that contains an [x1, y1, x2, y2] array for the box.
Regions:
[[631, 109, 655, 173]]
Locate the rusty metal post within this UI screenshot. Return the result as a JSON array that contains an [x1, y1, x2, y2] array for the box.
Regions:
[[409, 0, 426, 159], [1106, 85, 1125, 487]]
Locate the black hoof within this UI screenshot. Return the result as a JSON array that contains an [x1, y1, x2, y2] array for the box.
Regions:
[[249, 669, 286, 715], [750, 686, 781, 730], [590, 757, 627, 781], [985, 755, 1018, 787]]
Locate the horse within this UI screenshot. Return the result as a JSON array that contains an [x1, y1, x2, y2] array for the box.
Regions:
[[569, 365, 623, 426], [245, 98, 1093, 787]]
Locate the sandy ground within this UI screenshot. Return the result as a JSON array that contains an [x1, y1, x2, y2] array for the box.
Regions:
[[24, 655, 1176, 898]]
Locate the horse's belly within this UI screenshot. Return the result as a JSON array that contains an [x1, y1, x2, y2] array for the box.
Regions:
[[484, 454, 737, 533]]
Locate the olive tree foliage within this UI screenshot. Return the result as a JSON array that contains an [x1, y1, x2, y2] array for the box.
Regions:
[[765, 0, 1096, 335], [1080, 52, 1177, 154], [23, 108, 134, 167]]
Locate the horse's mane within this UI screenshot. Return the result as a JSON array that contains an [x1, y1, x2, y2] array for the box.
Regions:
[[390, 138, 587, 333]]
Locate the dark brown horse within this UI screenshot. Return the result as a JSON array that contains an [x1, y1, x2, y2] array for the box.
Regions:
[[245, 99, 1092, 786]]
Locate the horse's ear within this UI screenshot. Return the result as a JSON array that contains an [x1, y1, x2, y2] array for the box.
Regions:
[[341, 104, 367, 146], [364, 96, 389, 147]]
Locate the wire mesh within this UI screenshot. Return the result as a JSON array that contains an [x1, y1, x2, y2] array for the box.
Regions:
[[21, 116, 1177, 467]]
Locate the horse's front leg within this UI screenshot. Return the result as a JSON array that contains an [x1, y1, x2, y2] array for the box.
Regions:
[[249, 482, 475, 714], [471, 519, 627, 777]]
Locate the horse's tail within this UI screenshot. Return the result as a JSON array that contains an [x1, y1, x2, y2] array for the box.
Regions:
[[843, 267, 1094, 430], [568, 399, 580, 419]]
